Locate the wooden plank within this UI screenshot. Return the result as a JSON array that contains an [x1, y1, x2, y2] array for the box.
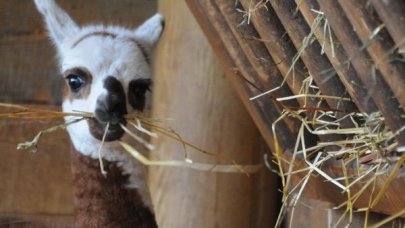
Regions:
[[0, 105, 73, 224], [294, 0, 378, 114], [0, 0, 157, 104], [0, 217, 73, 228], [316, 0, 405, 145], [286, 154, 405, 217], [371, 0, 405, 58], [237, 0, 357, 152], [185, 0, 295, 153], [237, 0, 333, 113], [285, 196, 405, 227], [150, 0, 278, 227], [186, 0, 405, 217], [215, 0, 302, 135], [339, 0, 405, 112], [267, 0, 358, 126]]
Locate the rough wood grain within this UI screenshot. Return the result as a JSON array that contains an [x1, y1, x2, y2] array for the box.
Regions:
[[215, 0, 302, 139], [268, 0, 358, 121], [371, 0, 405, 58], [0, 217, 74, 228], [285, 152, 405, 217], [339, 0, 405, 111], [149, 1, 278, 227], [294, 0, 378, 114], [186, 0, 405, 218], [238, 0, 332, 113], [185, 0, 295, 154], [317, 0, 405, 145], [0, 108, 73, 224], [285, 197, 405, 227], [237, 0, 354, 153]]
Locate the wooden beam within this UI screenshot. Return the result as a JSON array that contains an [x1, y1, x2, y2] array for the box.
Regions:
[[150, 1, 278, 227], [317, 0, 405, 145], [268, 0, 358, 122], [371, 0, 405, 58], [185, 0, 405, 217], [185, 0, 296, 153], [0, 106, 73, 224], [339, 0, 405, 112], [286, 153, 405, 217], [294, 0, 378, 114]]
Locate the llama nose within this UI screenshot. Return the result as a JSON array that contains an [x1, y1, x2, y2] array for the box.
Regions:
[[95, 76, 127, 125]]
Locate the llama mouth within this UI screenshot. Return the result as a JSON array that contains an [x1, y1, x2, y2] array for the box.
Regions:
[[88, 118, 126, 141]]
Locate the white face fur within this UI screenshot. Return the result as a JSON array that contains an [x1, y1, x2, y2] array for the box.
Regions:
[[34, 0, 163, 158]]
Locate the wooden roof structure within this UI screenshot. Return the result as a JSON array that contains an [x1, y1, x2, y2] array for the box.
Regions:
[[186, 0, 405, 219]]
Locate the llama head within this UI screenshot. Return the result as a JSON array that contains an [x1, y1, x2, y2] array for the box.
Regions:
[[35, 0, 163, 157]]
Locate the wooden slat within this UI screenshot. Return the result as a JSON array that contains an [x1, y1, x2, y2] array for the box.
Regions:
[[185, 0, 295, 153], [215, 0, 302, 135], [0, 217, 73, 228], [186, 0, 405, 217], [285, 153, 405, 217], [294, 0, 378, 114], [150, 1, 278, 227], [295, 1, 405, 215], [238, 0, 356, 152], [0, 106, 73, 224], [268, 0, 358, 124], [316, 0, 405, 145], [285, 197, 405, 227], [238, 0, 332, 112], [371, 0, 405, 58], [339, 0, 405, 112]]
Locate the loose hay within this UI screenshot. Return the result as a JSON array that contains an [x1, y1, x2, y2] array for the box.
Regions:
[[269, 75, 404, 227], [0, 103, 260, 176], [235, 1, 405, 226]]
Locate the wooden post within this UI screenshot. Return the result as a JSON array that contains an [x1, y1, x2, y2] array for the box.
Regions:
[[148, 1, 278, 227]]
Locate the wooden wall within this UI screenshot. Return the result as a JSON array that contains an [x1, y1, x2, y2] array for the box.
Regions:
[[0, 0, 156, 225], [150, 1, 278, 227]]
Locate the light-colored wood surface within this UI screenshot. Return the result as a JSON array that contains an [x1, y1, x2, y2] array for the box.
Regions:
[[0, 111, 74, 224], [149, 1, 278, 227]]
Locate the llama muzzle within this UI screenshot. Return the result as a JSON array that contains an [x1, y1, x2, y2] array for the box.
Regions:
[[89, 76, 127, 141]]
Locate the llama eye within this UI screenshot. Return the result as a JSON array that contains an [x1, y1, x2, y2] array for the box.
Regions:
[[66, 74, 86, 92]]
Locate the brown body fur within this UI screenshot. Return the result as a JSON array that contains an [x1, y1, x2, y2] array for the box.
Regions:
[[70, 147, 157, 228]]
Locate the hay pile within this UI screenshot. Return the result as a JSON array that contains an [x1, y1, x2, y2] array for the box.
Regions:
[[236, 0, 405, 226]]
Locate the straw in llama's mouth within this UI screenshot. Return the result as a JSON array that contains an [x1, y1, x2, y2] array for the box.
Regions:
[[88, 117, 126, 141]]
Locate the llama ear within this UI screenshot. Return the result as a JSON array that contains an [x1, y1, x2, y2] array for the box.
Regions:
[[34, 0, 79, 48], [133, 14, 164, 53]]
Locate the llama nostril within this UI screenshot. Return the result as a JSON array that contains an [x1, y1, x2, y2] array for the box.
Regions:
[[95, 108, 111, 123], [95, 103, 126, 124], [95, 76, 128, 124], [110, 110, 125, 125]]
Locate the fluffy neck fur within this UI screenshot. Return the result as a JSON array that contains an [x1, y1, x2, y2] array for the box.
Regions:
[[70, 146, 157, 228]]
